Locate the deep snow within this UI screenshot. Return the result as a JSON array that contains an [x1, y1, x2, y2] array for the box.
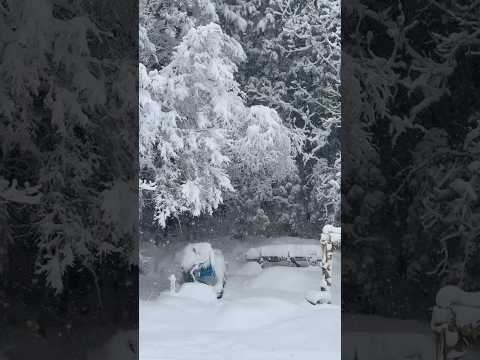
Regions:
[[139, 238, 340, 360]]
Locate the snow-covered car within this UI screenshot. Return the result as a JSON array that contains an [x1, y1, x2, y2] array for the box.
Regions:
[[245, 230, 338, 306], [245, 244, 323, 267], [180, 242, 226, 299]]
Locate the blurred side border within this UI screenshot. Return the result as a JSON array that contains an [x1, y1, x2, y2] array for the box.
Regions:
[[0, 1, 139, 359], [342, 0, 480, 359]]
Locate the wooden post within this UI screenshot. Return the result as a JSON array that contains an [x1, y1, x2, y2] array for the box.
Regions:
[[320, 238, 333, 290], [434, 328, 447, 360]]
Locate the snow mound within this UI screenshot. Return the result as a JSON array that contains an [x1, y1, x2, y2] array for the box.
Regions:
[[234, 262, 263, 276], [305, 290, 331, 305], [322, 224, 340, 234], [247, 267, 319, 293], [214, 297, 299, 330], [176, 282, 218, 303]]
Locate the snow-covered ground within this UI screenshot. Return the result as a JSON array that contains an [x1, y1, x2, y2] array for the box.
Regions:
[[139, 237, 340, 360]]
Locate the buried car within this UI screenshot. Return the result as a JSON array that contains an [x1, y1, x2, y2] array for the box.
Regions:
[[245, 232, 337, 305], [245, 244, 323, 268], [180, 242, 226, 299]]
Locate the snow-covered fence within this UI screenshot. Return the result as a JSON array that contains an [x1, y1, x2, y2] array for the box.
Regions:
[[431, 286, 480, 360]]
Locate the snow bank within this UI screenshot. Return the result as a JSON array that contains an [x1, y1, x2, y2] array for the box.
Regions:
[[247, 267, 320, 293], [176, 282, 218, 303], [234, 262, 263, 276], [214, 297, 299, 331], [140, 240, 341, 360], [305, 289, 331, 304]]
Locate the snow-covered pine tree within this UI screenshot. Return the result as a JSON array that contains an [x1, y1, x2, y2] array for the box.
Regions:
[[140, 21, 297, 229], [308, 153, 341, 226], [140, 23, 243, 227], [140, 0, 219, 69], [213, 0, 341, 230], [226, 105, 300, 237], [215, 0, 340, 150], [139, 0, 342, 240]]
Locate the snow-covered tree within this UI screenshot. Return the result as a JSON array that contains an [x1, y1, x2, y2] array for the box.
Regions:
[[138, 0, 341, 242], [226, 105, 300, 237], [140, 22, 297, 228], [140, 0, 219, 69], [216, 0, 341, 154], [211, 0, 341, 233], [140, 23, 242, 227], [309, 153, 341, 225]]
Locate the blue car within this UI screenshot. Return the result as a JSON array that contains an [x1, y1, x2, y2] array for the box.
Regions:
[[181, 243, 226, 299]]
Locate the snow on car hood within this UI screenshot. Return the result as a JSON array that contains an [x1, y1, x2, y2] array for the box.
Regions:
[[181, 242, 214, 270], [245, 244, 322, 260]]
